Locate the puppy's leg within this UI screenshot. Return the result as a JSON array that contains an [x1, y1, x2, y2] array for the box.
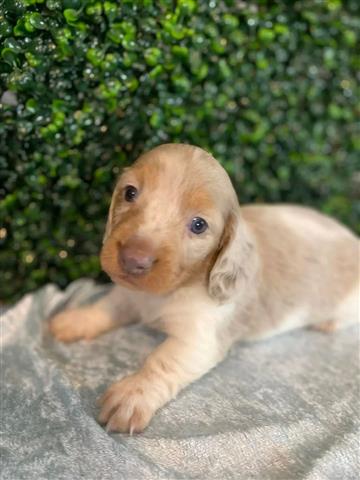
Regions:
[[310, 319, 339, 333], [50, 286, 137, 343], [49, 307, 119, 342], [311, 285, 359, 333], [98, 329, 227, 433]]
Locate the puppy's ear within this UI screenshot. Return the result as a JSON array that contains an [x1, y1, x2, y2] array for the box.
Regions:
[[103, 182, 121, 244], [208, 209, 257, 303]]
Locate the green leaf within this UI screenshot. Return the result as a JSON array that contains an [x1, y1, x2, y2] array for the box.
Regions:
[[63, 8, 79, 24], [28, 13, 47, 30], [144, 47, 162, 66]]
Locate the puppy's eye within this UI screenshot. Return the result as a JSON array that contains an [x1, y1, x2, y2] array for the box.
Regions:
[[124, 185, 138, 202], [190, 217, 208, 235]]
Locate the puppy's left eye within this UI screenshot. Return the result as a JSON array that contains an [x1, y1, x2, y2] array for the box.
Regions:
[[124, 185, 138, 202], [190, 217, 208, 235]]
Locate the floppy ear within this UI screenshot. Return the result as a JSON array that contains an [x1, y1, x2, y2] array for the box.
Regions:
[[102, 182, 121, 244], [208, 208, 258, 303]]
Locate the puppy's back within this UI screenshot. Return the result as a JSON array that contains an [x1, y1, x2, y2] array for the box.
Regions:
[[241, 204, 359, 327], [243, 204, 357, 240]]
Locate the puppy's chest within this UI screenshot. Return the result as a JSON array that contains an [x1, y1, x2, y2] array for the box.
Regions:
[[131, 289, 204, 333], [132, 286, 239, 337], [131, 292, 166, 327]]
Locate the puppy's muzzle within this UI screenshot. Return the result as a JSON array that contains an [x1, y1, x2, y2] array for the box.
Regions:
[[118, 237, 156, 276]]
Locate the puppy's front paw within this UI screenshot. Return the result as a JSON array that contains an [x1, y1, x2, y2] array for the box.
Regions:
[[97, 374, 159, 434], [49, 308, 110, 343]]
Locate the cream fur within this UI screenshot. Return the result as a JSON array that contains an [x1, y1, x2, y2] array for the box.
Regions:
[[50, 143, 360, 433]]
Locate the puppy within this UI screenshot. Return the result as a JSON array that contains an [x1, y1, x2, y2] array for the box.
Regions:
[[50, 143, 360, 433]]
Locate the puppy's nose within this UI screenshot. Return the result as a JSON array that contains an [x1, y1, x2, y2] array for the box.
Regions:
[[119, 241, 155, 276]]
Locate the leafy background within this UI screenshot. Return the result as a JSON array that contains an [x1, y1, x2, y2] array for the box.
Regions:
[[1, 0, 359, 302]]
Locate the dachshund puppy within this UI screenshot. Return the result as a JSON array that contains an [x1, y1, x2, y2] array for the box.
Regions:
[[50, 144, 359, 433]]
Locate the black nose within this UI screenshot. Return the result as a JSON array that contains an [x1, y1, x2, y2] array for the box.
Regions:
[[119, 247, 155, 276]]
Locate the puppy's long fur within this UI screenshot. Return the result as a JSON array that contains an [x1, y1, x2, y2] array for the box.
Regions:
[[50, 144, 360, 433]]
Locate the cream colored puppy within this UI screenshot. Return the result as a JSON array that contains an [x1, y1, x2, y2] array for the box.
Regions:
[[50, 144, 360, 434]]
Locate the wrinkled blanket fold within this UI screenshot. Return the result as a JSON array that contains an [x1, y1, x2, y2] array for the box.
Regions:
[[1, 279, 359, 479]]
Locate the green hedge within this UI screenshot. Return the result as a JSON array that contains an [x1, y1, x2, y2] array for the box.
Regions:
[[1, 0, 359, 302]]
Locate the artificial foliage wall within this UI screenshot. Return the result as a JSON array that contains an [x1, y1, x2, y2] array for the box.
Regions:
[[0, 0, 359, 301]]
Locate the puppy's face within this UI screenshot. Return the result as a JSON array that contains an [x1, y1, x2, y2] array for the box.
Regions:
[[100, 144, 239, 295]]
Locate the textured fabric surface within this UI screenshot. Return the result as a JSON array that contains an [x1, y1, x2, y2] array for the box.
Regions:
[[1, 279, 359, 480]]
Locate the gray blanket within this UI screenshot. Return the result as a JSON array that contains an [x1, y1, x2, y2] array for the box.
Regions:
[[1, 279, 359, 480]]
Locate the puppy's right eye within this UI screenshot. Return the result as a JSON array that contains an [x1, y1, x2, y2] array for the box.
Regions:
[[190, 217, 208, 234], [124, 185, 138, 202]]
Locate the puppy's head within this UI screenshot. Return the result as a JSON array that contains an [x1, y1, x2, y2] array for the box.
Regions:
[[101, 144, 254, 299]]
